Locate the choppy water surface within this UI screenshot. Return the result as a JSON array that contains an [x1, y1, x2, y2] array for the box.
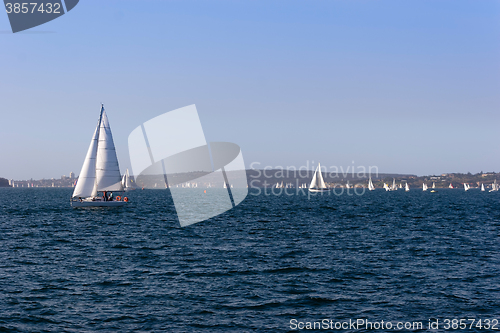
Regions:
[[0, 188, 499, 332]]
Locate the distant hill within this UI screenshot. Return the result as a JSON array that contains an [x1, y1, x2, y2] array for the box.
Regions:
[[0, 178, 10, 187]]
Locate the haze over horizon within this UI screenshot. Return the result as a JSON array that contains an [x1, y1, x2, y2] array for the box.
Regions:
[[1, 0, 499, 180]]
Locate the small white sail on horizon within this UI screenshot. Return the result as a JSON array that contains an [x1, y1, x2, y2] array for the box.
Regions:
[[432, 182, 435, 189], [309, 162, 329, 193], [368, 177, 375, 191], [423, 183, 428, 191], [464, 183, 470, 191], [405, 182, 410, 192], [481, 183, 485, 191], [121, 168, 135, 191], [489, 179, 498, 192]]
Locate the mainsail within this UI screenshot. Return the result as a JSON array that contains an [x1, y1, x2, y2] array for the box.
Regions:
[[96, 108, 124, 192]]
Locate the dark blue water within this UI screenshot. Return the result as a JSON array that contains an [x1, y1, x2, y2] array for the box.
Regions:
[[0, 188, 499, 332]]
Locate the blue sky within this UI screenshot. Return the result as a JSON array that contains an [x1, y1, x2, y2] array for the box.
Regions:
[[1, 0, 499, 179]]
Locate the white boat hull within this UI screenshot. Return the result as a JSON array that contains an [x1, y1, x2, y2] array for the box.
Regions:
[[308, 188, 331, 193], [71, 200, 128, 207]]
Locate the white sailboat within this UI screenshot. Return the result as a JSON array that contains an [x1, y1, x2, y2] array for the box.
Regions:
[[368, 177, 375, 191], [422, 183, 428, 191], [383, 183, 390, 191], [71, 105, 128, 207], [405, 182, 410, 192], [489, 179, 498, 192], [449, 183, 454, 189], [464, 183, 470, 191], [481, 183, 485, 192], [391, 178, 397, 191], [432, 182, 435, 189], [121, 168, 136, 191], [309, 162, 330, 192]]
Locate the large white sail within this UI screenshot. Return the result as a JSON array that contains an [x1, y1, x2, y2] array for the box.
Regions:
[[481, 183, 485, 191], [72, 123, 100, 198], [423, 183, 428, 191], [405, 182, 410, 191], [96, 107, 124, 192]]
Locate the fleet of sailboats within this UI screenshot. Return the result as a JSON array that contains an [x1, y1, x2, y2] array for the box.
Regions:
[[71, 105, 128, 207], [67, 119, 499, 201]]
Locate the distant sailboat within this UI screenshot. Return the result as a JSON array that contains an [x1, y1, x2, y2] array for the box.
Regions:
[[405, 182, 410, 192], [481, 183, 485, 192], [432, 182, 436, 189], [309, 162, 330, 193], [390, 178, 397, 191], [464, 183, 470, 191], [489, 179, 498, 192], [449, 183, 454, 189], [383, 183, 390, 191], [121, 168, 135, 191], [368, 177, 375, 191], [422, 183, 428, 191], [71, 105, 128, 207]]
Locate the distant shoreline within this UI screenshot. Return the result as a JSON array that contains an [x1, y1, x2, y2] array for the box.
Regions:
[[3, 170, 498, 189]]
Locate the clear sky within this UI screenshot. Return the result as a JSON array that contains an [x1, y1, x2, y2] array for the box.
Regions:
[[1, 0, 499, 180]]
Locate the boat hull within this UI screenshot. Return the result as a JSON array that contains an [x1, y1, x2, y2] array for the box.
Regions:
[[308, 188, 331, 193], [71, 200, 128, 207]]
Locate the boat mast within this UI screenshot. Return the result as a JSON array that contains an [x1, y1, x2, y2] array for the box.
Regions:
[[91, 104, 105, 197]]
